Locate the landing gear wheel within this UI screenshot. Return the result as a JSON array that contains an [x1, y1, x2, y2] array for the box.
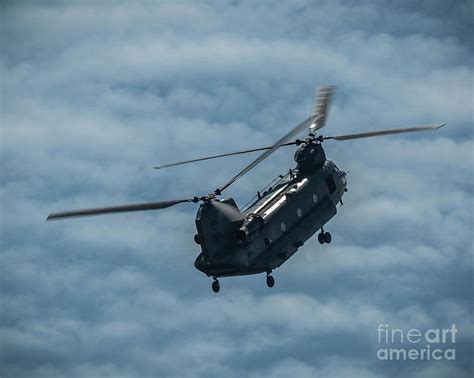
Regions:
[[323, 232, 332, 244], [318, 232, 325, 244], [212, 279, 220, 293], [266, 274, 275, 288]]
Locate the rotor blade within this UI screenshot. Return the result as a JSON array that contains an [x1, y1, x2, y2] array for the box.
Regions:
[[154, 142, 297, 170], [216, 115, 318, 194], [309, 85, 334, 134], [47, 199, 194, 221], [324, 123, 446, 141]]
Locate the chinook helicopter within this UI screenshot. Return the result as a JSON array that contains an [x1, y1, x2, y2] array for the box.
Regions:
[[47, 86, 445, 293]]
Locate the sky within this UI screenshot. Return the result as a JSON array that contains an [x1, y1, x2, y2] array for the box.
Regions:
[[1, 1, 473, 377]]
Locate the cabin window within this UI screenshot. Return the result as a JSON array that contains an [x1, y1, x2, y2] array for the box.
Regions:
[[326, 174, 337, 194]]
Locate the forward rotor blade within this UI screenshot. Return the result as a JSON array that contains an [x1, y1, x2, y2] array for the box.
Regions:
[[324, 123, 446, 141], [309, 85, 334, 134], [47, 199, 194, 221], [154, 142, 297, 170], [216, 115, 318, 194]]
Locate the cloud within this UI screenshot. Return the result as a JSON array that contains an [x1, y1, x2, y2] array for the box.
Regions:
[[1, 1, 472, 377]]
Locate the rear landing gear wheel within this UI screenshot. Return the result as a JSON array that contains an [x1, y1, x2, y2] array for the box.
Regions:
[[324, 232, 332, 244], [318, 229, 332, 244], [266, 274, 275, 288], [212, 278, 220, 293], [318, 232, 325, 244]]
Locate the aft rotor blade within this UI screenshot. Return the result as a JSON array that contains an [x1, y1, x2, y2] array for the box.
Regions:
[[324, 123, 446, 141], [154, 142, 297, 170], [216, 115, 319, 194], [47, 199, 194, 221]]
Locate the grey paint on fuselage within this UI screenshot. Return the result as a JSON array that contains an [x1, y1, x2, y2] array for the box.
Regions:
[[194, 158, 347, 278]]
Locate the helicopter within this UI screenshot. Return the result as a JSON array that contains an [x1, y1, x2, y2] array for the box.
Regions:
[[47, 86, 445, 293]]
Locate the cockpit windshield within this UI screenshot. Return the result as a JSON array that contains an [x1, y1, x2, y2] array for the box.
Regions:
[[333, 163, 347, 185]]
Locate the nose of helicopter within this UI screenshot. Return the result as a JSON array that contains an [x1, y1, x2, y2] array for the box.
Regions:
[[341, 170, 348, 190], [335, 167, 348, 192]]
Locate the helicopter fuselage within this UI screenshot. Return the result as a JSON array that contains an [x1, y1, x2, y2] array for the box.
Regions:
[[44, 84, 444, 292], [194, 146, 347, 278]]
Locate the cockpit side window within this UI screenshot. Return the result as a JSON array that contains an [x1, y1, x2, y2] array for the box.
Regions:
[[326, 174, 337, 194]]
